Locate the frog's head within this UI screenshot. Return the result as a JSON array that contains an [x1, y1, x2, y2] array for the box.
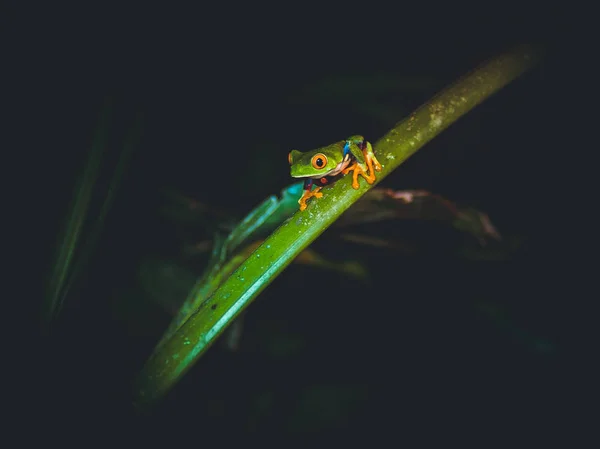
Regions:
[[288, 143, 346, 179]]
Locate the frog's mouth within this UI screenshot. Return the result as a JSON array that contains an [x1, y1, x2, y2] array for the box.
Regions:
[[292, 155, 352, 179]]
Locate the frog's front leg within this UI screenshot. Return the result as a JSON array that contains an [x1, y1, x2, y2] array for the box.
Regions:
[[342, 141, 382, 189], [298, 178, 323, 211]]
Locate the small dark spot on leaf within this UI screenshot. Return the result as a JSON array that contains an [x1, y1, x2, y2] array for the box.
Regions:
[[211, 304, 218, 310]]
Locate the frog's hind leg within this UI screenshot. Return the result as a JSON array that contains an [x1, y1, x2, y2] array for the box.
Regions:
[[365, 142, 382, 174], [342, 143, 382, 189], [361, 141, 381, 176], [342, 161, 365, 189]]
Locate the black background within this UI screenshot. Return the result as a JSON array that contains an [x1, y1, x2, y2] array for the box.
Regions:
[[6, 3, 585, 443]]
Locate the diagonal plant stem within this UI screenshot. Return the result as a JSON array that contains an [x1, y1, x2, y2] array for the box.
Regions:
[[134, 44, 541, 408]]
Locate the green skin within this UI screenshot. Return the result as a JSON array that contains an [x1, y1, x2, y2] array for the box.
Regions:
[[289, 135, 368, 180]]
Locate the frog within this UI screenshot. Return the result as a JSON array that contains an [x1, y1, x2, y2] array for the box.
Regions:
[[288, 135, 382, 211]]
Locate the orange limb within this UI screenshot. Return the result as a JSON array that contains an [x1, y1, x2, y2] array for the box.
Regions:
[[341, 161, 362, 189], [369, 150, 382, 173], [298, 186, 323, 211], [342, 148, 383, 189]]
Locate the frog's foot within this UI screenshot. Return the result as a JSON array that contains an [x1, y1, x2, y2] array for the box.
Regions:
[[364, 143, 382, 174], [369, 152, 382, 173], [298, 187, 323, 211], [341, 162, 366, 189], [342, 159, 378, 189], [356, 147, 382, 186], [342, 144, 382, 189]]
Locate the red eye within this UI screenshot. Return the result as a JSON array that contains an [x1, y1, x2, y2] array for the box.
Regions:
[[288, 152, 293, 165], [311, 153, 327, 169]]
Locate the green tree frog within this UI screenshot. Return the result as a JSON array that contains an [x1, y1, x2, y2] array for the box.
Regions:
[[288, 135, 382, 211]]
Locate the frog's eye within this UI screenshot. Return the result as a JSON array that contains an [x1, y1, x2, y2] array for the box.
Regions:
[[288, 152, 293, 165], [311, 153, 327, 170]]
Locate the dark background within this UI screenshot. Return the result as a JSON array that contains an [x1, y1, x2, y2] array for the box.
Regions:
[[7, 3, 582, 443]]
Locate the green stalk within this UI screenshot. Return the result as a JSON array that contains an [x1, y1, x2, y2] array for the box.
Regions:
[[134, 45, 540, 408]]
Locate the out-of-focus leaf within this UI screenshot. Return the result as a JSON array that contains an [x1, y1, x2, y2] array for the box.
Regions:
[[43, 106, 109, 325], [336, 189, 502, 245], [43, 104, 141, 326], [336, 233, 418, 254], [294, 247, 368, 280]]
